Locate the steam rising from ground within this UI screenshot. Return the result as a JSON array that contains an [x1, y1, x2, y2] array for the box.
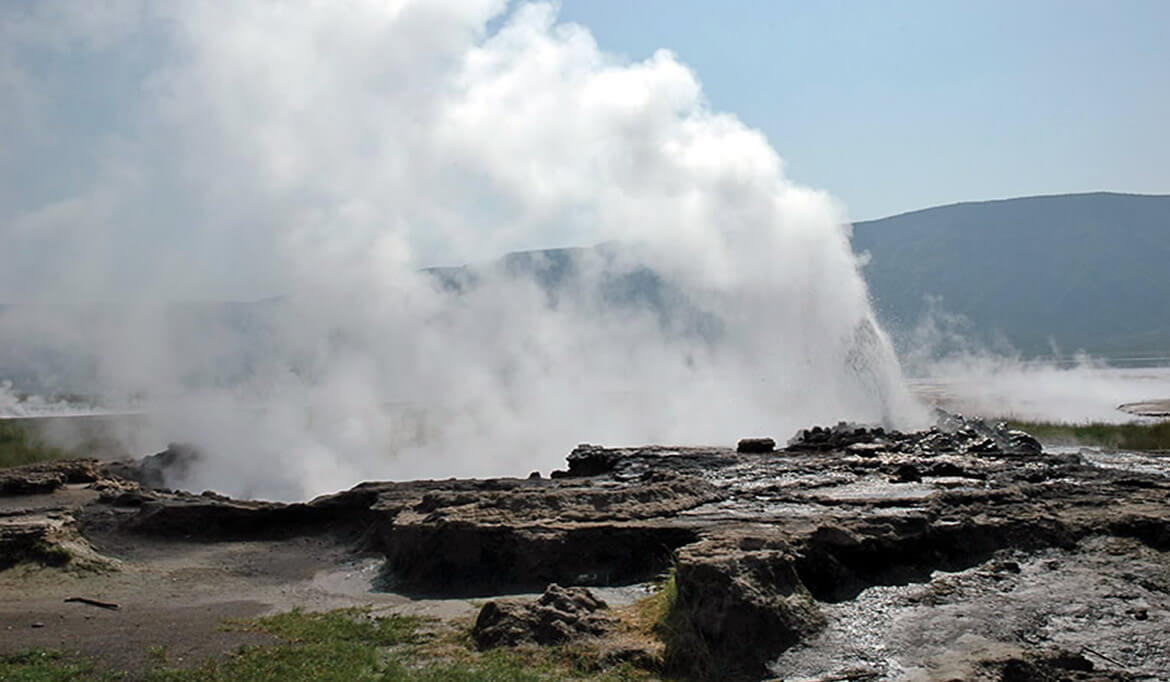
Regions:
[[1, 1, 922, 499], [895, 302, 1170, 423], [909, 359, 1170, 423]]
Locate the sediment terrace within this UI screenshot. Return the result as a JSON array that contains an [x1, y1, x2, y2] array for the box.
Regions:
[[2, 417, 1169, 680]]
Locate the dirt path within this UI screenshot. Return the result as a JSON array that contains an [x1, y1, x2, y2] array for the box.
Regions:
[[0, 491, 480, 678]]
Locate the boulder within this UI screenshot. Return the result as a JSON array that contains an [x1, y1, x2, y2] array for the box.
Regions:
[[0, 523, 71, 569], [138, 443, 203, 489], [786, 412, 1043, 458], [0, 470, 65, 495], [565, 444, 622, 476], [736, 437, 775, 454], [665, 534, 826, 677], [472, 583, 615, 649], [0, 459, 104, 496], [787, 423, 891, 452]]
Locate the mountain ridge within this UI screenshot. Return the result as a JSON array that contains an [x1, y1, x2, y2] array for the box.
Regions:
[[854, 190, 1168, 225], [2, 191, 1167, 398], [850, 191, 1170, 356]]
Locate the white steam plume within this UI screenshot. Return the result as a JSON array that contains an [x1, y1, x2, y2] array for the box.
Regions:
[[0, 1, 923, 499], [898, 303, 1170, 423]]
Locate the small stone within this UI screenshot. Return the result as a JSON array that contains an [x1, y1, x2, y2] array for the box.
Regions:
[[31, 622, 45, 628], [527, 471, 541, 480]]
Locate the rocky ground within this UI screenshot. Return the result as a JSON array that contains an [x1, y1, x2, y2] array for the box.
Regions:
[[2, 415, 1169, 681]]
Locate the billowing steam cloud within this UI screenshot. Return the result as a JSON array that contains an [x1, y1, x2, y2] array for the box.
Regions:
[[0, 1, 922, 499]]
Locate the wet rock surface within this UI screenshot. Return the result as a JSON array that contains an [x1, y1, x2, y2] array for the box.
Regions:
[[2, 413, 1169, 679], [786, 412, 1042, 458]]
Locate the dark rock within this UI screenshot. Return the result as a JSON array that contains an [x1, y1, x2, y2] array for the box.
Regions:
[[0, 523, 70, 570], [122, 495, 375, 540], [846, 442, 888, 457], [1047, 650, 1095, 671], [785, 411, 1045, 459], [995, 649, 1103, 682], [928, 461, 969, 477], [932, 411, 1042, 456], [380, 519, 700, 595], [527, 471, 541, 480], [565, 444, 622, 476], [786, 412, 1044, 459], [1107, 514, 1170, 550], [787, 422, 890, 452], [90, 478, 149, 506], [138, 443, 203, 489], [736, 437, 775, 453], [666, 534, 826, 677], [1000, 429, 1043, 456], [890, 464, 922, 483], [0, 516, 109, 571], [472, 584, 615, 649], [52, 460, 105, 484], [1114, 477, 1163, 489], [104, 444, 204, 490], [105, 490, 153, 507], [1, 470, 65, 495], [0, 459, 104, 496]]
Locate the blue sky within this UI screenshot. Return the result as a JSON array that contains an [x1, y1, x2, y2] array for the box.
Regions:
[[558, 0, 1170, 220], [2, 1, 1168, 301], [7, 1, 1168, 224]]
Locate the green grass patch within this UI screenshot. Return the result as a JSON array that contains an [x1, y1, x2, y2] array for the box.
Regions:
[[0, 421, 70, 469], [240, 607, 427, 647], [147, 608, 426, 682], [0, 419, 127, 470], [1, 608, 652, 681], [0, 649, 121, 681], [634, 570, 714, 680], [152, 607, 643, 682], [1008, 419, 1170, 451]]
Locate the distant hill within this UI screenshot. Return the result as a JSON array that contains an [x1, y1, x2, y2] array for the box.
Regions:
[[4, 192, 1168, 399], [851, 192, 1170, 358], [432, 192, 1170, 360]]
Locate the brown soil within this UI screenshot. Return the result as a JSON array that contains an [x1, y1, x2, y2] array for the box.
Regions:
[[1, 491, 476, 677]]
